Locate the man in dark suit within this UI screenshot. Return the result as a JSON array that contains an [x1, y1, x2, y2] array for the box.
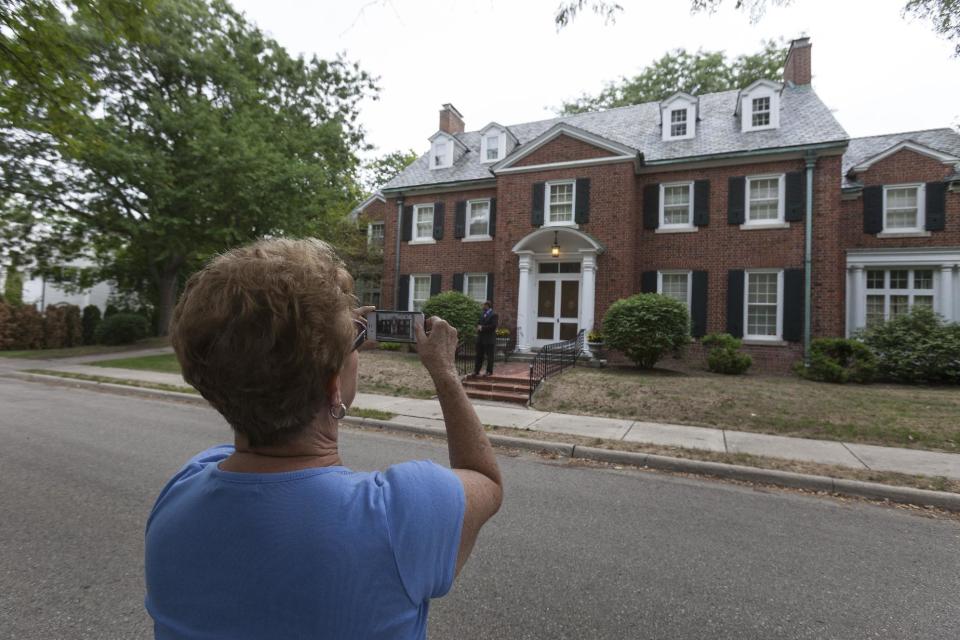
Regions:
[[474, 301, 498, 377]]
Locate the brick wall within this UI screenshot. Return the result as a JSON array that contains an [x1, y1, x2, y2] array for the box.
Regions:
[[512, 134, 616, 168]]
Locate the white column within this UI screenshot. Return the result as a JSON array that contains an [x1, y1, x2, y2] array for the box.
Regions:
[[849, 264, 865, 334], [515, 252, 534, 352], [940, 265, 955, 322], [580, 251, 597, 355]]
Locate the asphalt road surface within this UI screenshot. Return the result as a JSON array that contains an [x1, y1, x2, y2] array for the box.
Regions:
[[1, 378, 959, 639]]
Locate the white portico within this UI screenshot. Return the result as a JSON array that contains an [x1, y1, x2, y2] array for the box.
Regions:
[[512, 227, 605, 351]]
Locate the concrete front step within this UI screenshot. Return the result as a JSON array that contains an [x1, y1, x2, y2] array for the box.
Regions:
[[464, 388, 529, 404], [463, 380, 529, 394]]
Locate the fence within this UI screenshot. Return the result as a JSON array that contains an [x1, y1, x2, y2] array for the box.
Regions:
[[528, 329, 585, 403]]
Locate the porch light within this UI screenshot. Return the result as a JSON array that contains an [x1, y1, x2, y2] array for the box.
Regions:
[[550, 231, 560, 258]]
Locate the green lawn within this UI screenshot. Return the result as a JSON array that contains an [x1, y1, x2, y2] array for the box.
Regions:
[[0, 337, 169, 360], [93, 353, 182, 373]]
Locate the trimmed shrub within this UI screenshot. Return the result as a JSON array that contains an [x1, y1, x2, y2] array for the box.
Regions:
[[82, 305, 102, 345], [63, 304, 82, 347], [104, 304, 119, 318], [94, 312, 149, 345], [796, 338, 876, 384], [0, 301, 15, 350], [859, 307, 960, 384], [43, 305, 68, 349], [422, 292, 482, 341], [602, 293, 690, 369], [11, 305, 44, 350], [701, 333, 752, 375]]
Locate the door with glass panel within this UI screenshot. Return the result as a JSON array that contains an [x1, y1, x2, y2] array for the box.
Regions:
[[535, 262, 581, 345]]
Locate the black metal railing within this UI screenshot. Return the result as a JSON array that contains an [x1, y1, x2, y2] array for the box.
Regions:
[[455, 331, 517, 378], [528, 329, 585, 403]]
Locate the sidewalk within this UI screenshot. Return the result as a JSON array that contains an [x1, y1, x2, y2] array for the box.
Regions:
[[10, 356, 960, 481]]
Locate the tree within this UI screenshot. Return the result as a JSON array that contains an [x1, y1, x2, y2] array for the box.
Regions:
[[361, 149, 418, 193], [556, 1, 960, 57], [559, 40, 786, 114], [1, 0, 377, 335]]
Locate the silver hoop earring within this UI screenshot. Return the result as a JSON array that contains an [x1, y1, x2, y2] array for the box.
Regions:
[[330, 402, 347, 420]]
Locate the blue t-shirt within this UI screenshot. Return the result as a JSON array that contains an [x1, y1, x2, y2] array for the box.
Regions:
[[145, 445, 465, 639]]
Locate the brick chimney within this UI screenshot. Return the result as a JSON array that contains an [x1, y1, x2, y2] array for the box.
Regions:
[[782, 37, 812, 85], [438, 103, 464, 135]]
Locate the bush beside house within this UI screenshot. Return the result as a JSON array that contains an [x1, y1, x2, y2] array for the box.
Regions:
[[422, 292, 482, 341], [701, 333, 752, 375], [796, 338, 876, 384], [94, 312, 149, 345], [603, 294, 689, 369], [860, 308, 960, 384]]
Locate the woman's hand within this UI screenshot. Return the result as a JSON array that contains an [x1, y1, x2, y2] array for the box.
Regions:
[[415, 316, 458, 380]]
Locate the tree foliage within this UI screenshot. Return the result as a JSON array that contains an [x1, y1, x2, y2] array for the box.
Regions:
[[1, 0, 377, 335], [361, 149, 418, 193], [559, 40, 786, 114]]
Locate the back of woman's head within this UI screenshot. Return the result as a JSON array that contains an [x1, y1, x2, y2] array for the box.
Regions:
[[171, 238, 356, 447]]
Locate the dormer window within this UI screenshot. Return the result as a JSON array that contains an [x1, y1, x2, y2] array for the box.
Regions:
[[485, 134, 500, 161], [670, 109, 688, 137], [432, 139, 449, 168], [479, 126, 507, 164], [739, 80, 781, 132], [660, 92, 697, 141], [752, 97, 771, 128]]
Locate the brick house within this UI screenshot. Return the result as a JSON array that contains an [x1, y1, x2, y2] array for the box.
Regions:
[[376, 38, 960, 371]]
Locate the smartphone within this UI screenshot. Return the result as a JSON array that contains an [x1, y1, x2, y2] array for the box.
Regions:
[[365, 311, 425, 344]]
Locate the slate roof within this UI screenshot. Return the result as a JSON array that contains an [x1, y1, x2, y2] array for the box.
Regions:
[[841, 128, 960, 188], [382, 84, 849, 191]]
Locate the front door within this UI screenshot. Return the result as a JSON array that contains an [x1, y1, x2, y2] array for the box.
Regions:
[[535, 263, 580, 344]]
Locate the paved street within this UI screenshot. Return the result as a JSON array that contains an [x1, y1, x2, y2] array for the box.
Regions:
[[1, 378, 959, 639]]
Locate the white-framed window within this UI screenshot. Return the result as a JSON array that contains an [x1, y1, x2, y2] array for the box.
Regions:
[[660, 182, 694, 229], [480, 128, 505, 164], [410, 275, 431, 312], [546, 180, 576, 226], [883, 184, 925, 233], [865, 268, 935, 328], [466, 199, 490, 238], [367, 222, 385, 247], [412, 204, 434, 242], [658, 271, 692, 308], [752, 97, 771, 128], [670, 109, 687, 138], [356, 277, 381, 307], [745, 175, 785, 226], [430, 136, 453, 169], [744, 270, 783, 341], [463, 273, 488, 303]]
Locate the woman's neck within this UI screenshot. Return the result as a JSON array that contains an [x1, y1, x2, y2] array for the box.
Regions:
[[219, 418, 342, 473]]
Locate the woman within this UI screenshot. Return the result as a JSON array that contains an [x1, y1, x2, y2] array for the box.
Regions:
[[145, 238, 503, 639]]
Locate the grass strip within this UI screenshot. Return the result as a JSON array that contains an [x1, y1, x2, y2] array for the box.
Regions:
[[0, 337, 169, 360], [92, 353, 182, 373], [23, 369, 199, 395], [348, 407, 396, 421]]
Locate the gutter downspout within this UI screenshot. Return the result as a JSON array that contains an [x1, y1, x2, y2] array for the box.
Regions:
[[804, 151, 816, 363], [393, 195, 404, 310]]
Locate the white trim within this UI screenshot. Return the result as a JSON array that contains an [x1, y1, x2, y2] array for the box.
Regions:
[[479, 128, 506, 164], [412, 203, 435, 242], [847, 246, 960, 267], [657, 270, 692, 309], [462, 272, 489, 303], [349, 192, 385, 220], [409, 274, 431, 312], [461, 235, 493, 243], [882, 183, 925, 233], [659, 181, 695, 229], [661, 101, 696, 141], [655, 227, 699, 234], [743, 269, 784, 341], [738, 81, 781, 132], [545, 180, 577, 227], [744, 174, 786, 226], [492, 122, 637, 171], [851, 141, 960, 173], [366, 221, 385, 247], [465, 198, 491, 238], [876, 230, 931, 238], [511, 227, 605, 254], [495, 154, 636, 175], [740, 222, 791, 230]]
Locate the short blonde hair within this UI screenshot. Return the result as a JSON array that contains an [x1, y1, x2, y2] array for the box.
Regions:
[[171, 238, 356, 447]]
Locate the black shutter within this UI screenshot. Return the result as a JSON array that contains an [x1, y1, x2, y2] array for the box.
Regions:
[[532, 182, 545, 226], [726, 270, 744, 338], [643, 184, 659, 230], [640, 271, 657, 293], [691, 271, 708, 338], [926, 182, 947, 231], [486, 272, 495, 303], [454, 201, 466, 239], [430, 274, 441, 297], [401, 206, 413, 242], [575, 178, 591, 224], [452, 273, 464, 293], [433, 202, 445, 240], [397, 275, 409, 311], [785, 171, 804, 222], [693, 180, 710, 227], [489, 198, 497, 237], [783, 268, 804, 343], [863, 185, 883, 234], [728, 177, 746, 225]]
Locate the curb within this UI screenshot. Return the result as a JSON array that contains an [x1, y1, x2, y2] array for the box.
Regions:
[[8, 370, 960, 512]]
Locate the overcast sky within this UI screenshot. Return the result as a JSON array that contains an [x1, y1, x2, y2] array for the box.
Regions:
[[229, 0, 960, 160]]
